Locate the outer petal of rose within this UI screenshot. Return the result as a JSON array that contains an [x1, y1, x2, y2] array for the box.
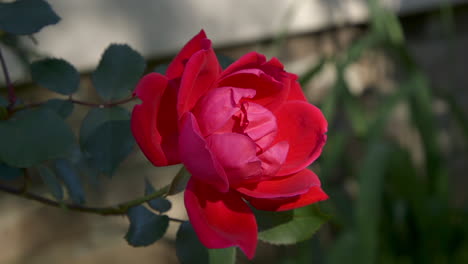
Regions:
[[185, 178, 258, 259], [207, 133, 262, 185], [235, 168, 317, 198], [179, 112, 229, 192], [220, 51, 267, 77], [166, 30, 209, 80], [286, 74, 307, 101], [273, 101, 327, 176], [245, 169, 328, 211], [131, 73, 180, 166], [258, 141, 289, 176], [192, 87, 256, 136], [177, 47, 221, 118]]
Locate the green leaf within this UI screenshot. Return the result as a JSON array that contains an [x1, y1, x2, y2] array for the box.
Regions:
[[176, 221, 209, 264], [37, 165, 63, 201], [258, 205, 329, 245], [92, 44, 146, 101], [0, 0, 60, 35], [216, 54, 235, 70], [299, 57, 326, 86], [43, 99, 74, 119], [125, 205, 169, 247], [168, 166, 191, 195], [327, 232, 358, 264], [0, 108, 75, 167], [82, 120, 135, 176], [0, 162, 22, 180], [80, 107, 130, 146], [355, 141, 391, 264], [209, 247, 236, 264], [0, 96, 8, 107], [145, 178, 172, 213], [153, 64, 168, 75], [30, 58, 80, 95], [54, 159, 85, 204]]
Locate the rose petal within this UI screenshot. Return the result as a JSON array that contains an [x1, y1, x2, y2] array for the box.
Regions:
[[258, 141, 289, 176], [185, 178, 257, 259], [177, 47, 221, 118], [221, 52, 267, 77], [286, 74, 307, 101], [218, 67, 288, 111], [166, 30, 210, 80], [243, 102, 278, 151], [179, 112, 229, 192], [273, 101, 327, 176], [192, 87, 256, 136], [245, 170, 328, 211], [207, 133, 262, 185], [235, 168, 317, 198], [131, 73, 180, 166]]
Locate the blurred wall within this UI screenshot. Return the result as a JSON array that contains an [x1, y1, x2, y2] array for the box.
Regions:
[[1, 0, 468, 83]]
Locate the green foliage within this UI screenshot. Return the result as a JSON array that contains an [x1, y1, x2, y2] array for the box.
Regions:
[[0, 0, 60, 35], [80, 107, 134, 176], [258, 205, 329, 245], [43, 99, 74, 119], [37, 165, 63, 201], [216, 54, 235, 70], [0, 162, 22, 181], [125, 205, 169, 247], [176, 221, 209, 264], [209, 248, 237, 264], [54, 159, 85, 204], [30, 58, 80, 95], [168, 166, 191, 195], [153, 64, 168, 75], [82, 120, 134, 176], [145, 178, 172, 213], [0, 108, 75, 167], [0, 96, 8, 107], [92, 44, 146, 101]]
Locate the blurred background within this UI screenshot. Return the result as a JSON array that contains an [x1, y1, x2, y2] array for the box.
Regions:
[[1, 0, 468, 263]]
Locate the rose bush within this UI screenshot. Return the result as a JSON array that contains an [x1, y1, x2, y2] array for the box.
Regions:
[[131, 30, 328, 259]]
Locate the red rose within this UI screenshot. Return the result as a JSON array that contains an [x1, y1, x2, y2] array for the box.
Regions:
[[131, 30, 328, 259]]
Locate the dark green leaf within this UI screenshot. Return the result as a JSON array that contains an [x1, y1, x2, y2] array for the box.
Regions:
[[355, 141, 390, 264], [125, 205, 169, 247], [54, 159, 85, 204], [0, 162, 22, 180], [80, 107, 130, 146], [0, 0, 60, 35], [145, 178, 172, 213], [327, 232, 358, 264], [209, 247, 236, 264], [30, 58, 80, 95], [0, 96, 8, 107], [92, 44, 146, 101], [258, 205, 329, 245], [43, 99, 74, 118], [82, 120, 135, 176], [299, 57, 326, 86], [153, 64, 168, 75], [37, 165, 63, 201], [0, 108, 75, 167], [216, 54, 235, 70], [176, 221, 209, 264], [168, 166, 191, 195]]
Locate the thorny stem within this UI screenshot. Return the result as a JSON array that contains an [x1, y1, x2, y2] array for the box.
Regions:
[[0, 182, 184, 223], [0, 47, 16, 111]]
